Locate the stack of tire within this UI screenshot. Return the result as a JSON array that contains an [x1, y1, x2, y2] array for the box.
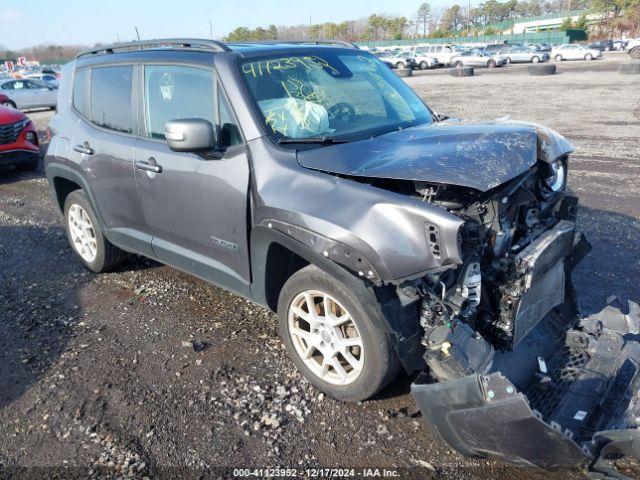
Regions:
[[619, 63, 640, 75], [449, 66, 474, 77], [528, 64, 556, 76]]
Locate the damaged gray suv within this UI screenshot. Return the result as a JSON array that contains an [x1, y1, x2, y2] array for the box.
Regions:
[[45, 39, 640, 474]]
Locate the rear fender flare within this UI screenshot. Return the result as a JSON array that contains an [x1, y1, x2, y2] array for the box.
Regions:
[[45, 162, 107, 231]]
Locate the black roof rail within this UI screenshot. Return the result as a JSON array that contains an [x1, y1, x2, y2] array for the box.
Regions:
[[230, 39, 359, 49], [76, 38, 231, 59]]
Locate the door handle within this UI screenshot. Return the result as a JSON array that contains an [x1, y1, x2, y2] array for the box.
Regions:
[[73, 143, 94, 155], [135, 159, 162, 173]]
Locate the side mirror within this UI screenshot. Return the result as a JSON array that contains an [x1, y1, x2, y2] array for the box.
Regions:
[[165, 118, 216, 153]]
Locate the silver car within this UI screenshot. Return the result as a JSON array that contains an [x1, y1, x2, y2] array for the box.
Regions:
[[496, 45, 550, 64], [0, 78, 58, 110], [552, 44, 602, 61], [449, 49, 507, 68]]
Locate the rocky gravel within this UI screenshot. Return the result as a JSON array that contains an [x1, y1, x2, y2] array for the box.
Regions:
[[1, 54, 637, 479]]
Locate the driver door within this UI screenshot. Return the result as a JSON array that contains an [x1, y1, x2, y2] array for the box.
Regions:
[[133, 64, 251, 296]]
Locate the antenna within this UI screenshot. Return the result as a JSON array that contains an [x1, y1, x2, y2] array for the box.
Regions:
[[209, 21, 213, 39], [134, 26, 141, 49]]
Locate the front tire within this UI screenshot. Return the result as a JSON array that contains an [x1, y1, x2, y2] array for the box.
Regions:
[[555, 54, 563, 62], [395, 62, 405, 70], [488, 59, 497, 68], [64, 190, 126, 273], [585, 53, 593, 61], [419, 61, 428, 70], [2, 100, 16, 109], [531, 56, 540, 63], [277, 265, 399, 402]]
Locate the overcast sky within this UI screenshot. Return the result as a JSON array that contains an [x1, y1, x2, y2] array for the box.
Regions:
[[1, 0, 460, 50]]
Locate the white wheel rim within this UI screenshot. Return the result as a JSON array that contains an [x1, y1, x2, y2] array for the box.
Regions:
[[68, 204, 97, 262], [288, 290, 364, 386]]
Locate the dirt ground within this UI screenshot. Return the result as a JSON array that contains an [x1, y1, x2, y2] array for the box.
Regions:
[[1, 52, 638, 479]]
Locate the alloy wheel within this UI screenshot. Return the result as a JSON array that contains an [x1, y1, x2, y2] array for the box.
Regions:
[[287, 290, 364, 386], [68, 203, 98, 262]]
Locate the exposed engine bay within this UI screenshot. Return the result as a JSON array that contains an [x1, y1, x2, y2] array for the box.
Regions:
[[369, 157, 640, 475]]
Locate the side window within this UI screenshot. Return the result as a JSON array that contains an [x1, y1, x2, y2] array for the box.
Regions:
[[13, 81, 26, 90], [90, 66, 133, 133], [1, 82, 14, 90], [73, 69, 90, 117], [218, 88, 242, 148], [144, 65, 214, 139], [435, 46, 443, 53]]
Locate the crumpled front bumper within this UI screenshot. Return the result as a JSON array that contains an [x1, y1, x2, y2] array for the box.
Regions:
[[412, 300, 640, 474]]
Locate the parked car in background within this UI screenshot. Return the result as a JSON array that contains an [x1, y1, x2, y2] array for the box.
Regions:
[[408, 44, 456, 66], [587, 40, 614, 52], [27, 73, 60, 89], [450, 49, 507, 68], [375, 51, 416, 69], [534, 43, 552, 52], [0, 104, 39, 171], [495, 45, 549, 64], [482, 43, 510, 55], [402, 52, 438, 70], [612, 40, 628, 51], [0, 78, 57, 110], [552, 44, 602, 61], [626, 38, 640, 59]]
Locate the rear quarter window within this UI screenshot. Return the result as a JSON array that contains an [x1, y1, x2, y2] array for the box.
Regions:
[[89, 66, 133, 134], [73, 69, 90, 117]]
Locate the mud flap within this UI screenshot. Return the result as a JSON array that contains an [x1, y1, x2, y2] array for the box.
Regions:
[[411, 300, 640, 474]]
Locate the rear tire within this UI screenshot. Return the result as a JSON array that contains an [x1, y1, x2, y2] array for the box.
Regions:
[[585, 53, 593, 61], [630, 47, 640, 60], [419, 61, 428, 70], [555, 54, 563, 62], [395, 62, 405, 70], [277, 265, 400, 402], [487, 59, 497, 68], [531, 56, 540, 63], [64, 190, 126, 273], [454, 61, 464, 68], [2, 100, 16, 109]]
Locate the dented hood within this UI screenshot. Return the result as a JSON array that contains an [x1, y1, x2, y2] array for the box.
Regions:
[[297, 120, 573, 192]]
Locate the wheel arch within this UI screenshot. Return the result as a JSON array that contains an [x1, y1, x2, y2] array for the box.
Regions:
[[249, 225, 426, 372], [46, 163, 106, 228], [250, 225, 380, 315]]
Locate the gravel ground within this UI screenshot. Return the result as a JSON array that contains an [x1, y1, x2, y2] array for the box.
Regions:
[[0, 52, 638, 479]]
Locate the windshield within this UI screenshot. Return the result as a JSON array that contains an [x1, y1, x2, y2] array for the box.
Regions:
[[239, 51, 433, 141]]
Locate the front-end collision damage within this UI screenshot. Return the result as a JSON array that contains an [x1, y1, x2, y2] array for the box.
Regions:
[[411, 299, 640, 474]]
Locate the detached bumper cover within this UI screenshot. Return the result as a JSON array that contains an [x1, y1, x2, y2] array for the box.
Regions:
[[412, 300, 640, 471]]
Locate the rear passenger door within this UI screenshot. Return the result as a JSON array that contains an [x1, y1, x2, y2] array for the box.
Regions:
[[70, 65, 151, 256], [133, 64, 251, 295]]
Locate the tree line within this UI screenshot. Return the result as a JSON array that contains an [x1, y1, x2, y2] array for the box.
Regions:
[[2, 0, 638, 63], [224, 0, 638, 41]]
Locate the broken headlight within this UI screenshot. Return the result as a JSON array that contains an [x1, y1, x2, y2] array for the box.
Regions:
[[541, 159, 567, 194]]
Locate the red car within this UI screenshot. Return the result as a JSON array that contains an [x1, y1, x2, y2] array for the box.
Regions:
[[0, 104, 39, 171]]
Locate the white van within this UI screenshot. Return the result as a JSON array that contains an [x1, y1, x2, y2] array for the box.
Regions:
[[406, 44, 456, 66]]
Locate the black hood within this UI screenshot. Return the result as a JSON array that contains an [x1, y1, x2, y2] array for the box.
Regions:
[[297, 121, 571, 192]]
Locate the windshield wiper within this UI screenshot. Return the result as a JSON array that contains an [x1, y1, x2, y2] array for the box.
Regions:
[[277, 136, 349, 145]]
